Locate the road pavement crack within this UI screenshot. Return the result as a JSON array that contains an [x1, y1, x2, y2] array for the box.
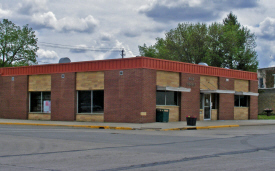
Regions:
[[0, 137, 230, 158], [0, 163, 61, 171], [98, 145, 275, 171]]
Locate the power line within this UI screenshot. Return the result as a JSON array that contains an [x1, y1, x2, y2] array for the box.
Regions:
[[38, 41, 123, 52]]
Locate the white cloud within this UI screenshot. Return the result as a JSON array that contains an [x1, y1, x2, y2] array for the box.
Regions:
[[17, 0, 48, 15], [37, 49, 59, 63], [0, 4, 11, 17], [31, 12, 98, 33], [258, 17, 275, 40]]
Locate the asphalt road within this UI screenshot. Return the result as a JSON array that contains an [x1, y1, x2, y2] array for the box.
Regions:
[[0, 125, 275, 171]]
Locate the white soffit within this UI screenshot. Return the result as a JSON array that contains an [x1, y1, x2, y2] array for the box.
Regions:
[[200, 89, 235, 94], [235, 91, 259, 96], [200, 90, 259, 96], [157, 86, 191, 92]]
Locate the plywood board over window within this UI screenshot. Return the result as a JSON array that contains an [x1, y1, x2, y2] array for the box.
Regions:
[[235, 79, 249, 92], [76, 72, 104, 90], [156, 71, 179, 87], [200, 76, 218, 90], [29, 75, 51, 91]]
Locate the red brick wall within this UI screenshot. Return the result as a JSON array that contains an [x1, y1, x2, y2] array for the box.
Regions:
[[0, 75, 28, 119], [249, 80, 258, 119], [51, 73, 76, 121], [250, 80, 258, 93], [104, 69, 156, 123], [180, 73, 200, 121], [218, 77, 234, 120]]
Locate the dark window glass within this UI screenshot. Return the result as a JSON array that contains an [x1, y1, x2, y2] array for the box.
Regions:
[[156, 91, 165, 105], [234, 95, 240, 107], [30, 92, 42, 112], [78, 91, 91, 113], [235, 95, 248, 107], [204, 94, 210, 106], [30, 92, 51, 113], [240, 96, 248, 107], [200, 93, 203, 109], [166, 91, 178, 105], [259, 78, 264, 88], [156, 91, 178, 106], [93, 90, 104, 113], [211, 94, 218, 109]]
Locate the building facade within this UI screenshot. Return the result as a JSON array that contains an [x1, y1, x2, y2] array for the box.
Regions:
[[0, 57, 258, 123], [258, 67, 275, 113]]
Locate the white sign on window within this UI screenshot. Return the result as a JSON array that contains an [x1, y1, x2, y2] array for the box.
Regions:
[[44, 101, 51, 113]]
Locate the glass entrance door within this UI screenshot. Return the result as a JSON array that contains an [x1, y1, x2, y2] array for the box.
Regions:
[[204, 94, 211, 120]]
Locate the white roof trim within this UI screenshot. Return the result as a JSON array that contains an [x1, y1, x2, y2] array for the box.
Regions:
[[200, 89, 259, 96], [200, 89, 235, 94], [157, 86, 191, 92], [235, 91, 259, 96]]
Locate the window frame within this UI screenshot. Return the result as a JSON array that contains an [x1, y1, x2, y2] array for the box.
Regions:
[[77, 90, 104, 114], [156, 90, 179, 106], [234, 95, 249, 107], [29, 91, 51, 113]]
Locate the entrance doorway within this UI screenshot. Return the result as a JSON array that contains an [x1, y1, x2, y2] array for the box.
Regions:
[[204, 94, 211, 120]]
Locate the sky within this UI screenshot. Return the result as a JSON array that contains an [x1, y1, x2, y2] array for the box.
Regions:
[[1, 0, 275, 68]]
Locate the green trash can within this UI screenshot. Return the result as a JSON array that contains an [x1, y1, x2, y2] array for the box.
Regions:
[[156, 109, 169, 122]]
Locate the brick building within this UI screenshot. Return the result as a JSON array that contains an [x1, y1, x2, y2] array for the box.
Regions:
[[0, 57, 258, 123], [258, 67, 275, 113]]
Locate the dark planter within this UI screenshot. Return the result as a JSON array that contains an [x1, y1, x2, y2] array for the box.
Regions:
[[264, 110, 273, 116], [186, 117, 197, 126]]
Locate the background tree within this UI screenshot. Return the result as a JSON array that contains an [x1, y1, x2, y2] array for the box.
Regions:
[[0, 19, 38, 67], [138, 12, 258, 72]]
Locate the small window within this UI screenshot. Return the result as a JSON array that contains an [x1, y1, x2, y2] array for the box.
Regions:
[[258, 78, 264, 88], [234, 95, 249, 107], [30, 92, 51, 113], [78, 90, 104, 113], [156, 91, 179, 106]]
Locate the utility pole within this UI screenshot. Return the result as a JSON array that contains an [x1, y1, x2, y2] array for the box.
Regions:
[[121, 49, 125, 58]]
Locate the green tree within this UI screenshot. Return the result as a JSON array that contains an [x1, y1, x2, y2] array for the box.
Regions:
[[204, 22, 224, 67], [221, 12, 258, 71], [0, 19, 38, 67], [138, 12, 258, 72]]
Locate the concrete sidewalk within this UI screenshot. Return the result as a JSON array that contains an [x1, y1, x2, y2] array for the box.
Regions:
[[0, 119, 275, 131]]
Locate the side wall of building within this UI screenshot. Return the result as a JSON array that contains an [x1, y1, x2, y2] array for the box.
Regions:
[[0, 75, 29, 119], [51, 73, 76, 121], [249, 80, 258, 119], [104, 68, 156, 123]]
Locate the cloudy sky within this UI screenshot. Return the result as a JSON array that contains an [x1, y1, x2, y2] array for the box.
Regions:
[[1, 0, 275, 68]]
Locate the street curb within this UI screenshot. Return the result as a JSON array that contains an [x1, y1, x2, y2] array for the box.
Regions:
[[0, 123, 133, 130], [162, 125, 239, 131], [0, 122, 240, 131]]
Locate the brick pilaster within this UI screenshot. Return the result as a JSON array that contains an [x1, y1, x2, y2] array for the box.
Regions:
[[218, 77, 234, 120], [249, 80, 258, 119], [104, 69, 156, 123], [180, 73, 200, 121], [51, 73, 76, 121]]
